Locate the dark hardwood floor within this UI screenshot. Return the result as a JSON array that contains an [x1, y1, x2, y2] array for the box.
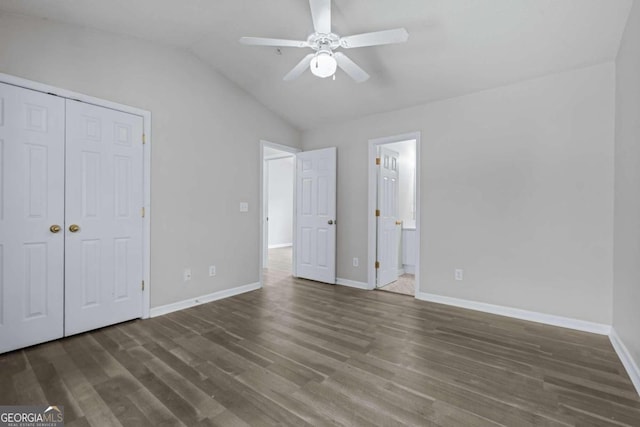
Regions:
[[1, 269, 639, 426]]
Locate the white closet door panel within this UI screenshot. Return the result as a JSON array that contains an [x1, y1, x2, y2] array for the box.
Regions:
[[64, 99, 143, 336], [0, 82, 65, 354]]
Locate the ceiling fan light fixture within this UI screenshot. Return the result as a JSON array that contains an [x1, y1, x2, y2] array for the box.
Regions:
[[310, 51, 337, 78], [240, 0, 408, 82]]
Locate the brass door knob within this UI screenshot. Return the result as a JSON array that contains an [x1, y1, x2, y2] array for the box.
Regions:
[[69, 224, 80, 233], [50, 225, 61, 233], [395, 220, 403, 225]]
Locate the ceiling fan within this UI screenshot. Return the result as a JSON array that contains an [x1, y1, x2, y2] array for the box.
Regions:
[[239, 0, 409, 83]]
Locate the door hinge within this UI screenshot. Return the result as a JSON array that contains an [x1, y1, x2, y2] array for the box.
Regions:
[[375, 209, 380, 217], [141, 207, 145, 218], [142, 133, 146, 144], [375, 261, 380, 269], [375, 157, 380, 165], [141, 280, 145, 291]]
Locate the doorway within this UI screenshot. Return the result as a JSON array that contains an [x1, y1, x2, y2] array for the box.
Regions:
[[368, 133, 420, 297], [260, 141, 299, 276], [259, 142, 338, 287]]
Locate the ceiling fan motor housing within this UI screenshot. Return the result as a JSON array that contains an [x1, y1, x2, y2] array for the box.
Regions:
[[307, 32, 340, 50]]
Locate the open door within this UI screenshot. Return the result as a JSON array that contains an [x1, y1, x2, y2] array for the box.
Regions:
[[295, 147, 337, 284], [377, 146, 400, 287]]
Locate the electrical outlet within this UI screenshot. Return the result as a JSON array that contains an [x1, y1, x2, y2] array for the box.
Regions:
[[455, 269, 464, 281], [209, 265, 216, 277], [239, 202, 249, 212], [353, 257, 359, 267], [184, 268, 192, 282]]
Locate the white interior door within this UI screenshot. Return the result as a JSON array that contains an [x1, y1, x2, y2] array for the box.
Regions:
[[64, 99, 144, 336], [0, 82, 65, 353], [377, 146, 400, 287], [295, 147, 336, 284]]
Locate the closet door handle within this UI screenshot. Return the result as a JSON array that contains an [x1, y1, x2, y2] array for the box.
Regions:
[[50, 225, 61, 233], [69, 224, 80, 233]]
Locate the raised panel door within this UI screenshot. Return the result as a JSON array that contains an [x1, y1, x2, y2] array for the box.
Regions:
[[295, 147, 336, 284], [0, 82, 65, 353], [64, 99, 143, 336], [377, 147, 400, 287]]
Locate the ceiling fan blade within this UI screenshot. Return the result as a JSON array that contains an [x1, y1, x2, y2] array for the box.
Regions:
[[334, 52, 370, 83], [283, 53, 314, 81], [309, 0, 331, 34], [340, 28, 409, 48], [239, 37, 308, 48]]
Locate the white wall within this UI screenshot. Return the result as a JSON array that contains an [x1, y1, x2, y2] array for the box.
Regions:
[[303, 62, 615, 324], [614, 0, 640, 374], [0, 13, 301, 308], [267, 156, 294, 247]]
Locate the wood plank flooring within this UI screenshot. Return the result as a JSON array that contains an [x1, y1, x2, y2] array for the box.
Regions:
[[1, 270, 639, 426]]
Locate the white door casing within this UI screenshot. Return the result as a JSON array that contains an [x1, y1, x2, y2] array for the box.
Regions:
[[263, 160, 269, 267], [295, 147, 336, 284], [0, 82, 65, 353], [377, 146, 400, 287], [64, 99, 144, 336]]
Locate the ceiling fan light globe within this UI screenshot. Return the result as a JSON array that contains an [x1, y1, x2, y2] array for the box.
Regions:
[[310, 52, 337, 78]]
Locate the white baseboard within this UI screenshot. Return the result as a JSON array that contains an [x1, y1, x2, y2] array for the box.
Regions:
[[150, 282, 261, 318], [403, 265, 416, 275], [415, 292, 611, 335], [397, 268, 405, 276], [268, 243, 292, 249], [336, 278, 373, 290], [609, 327, 640, 396]]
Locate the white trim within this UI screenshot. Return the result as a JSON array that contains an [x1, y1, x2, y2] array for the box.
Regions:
[[150, 282, 261, 318], [268, 243, 292, 249], [336, 278, 374, 290], [397, 268, 405, 276], [0, 72, 149, 117], [259, 140, 301, 288], [403, 265, 416, 275], [368, 132, 421, 292], [610, 328, 640, 396], [265, 153, 295, 161], [0, 72, 152, 320], [415, 292, 611, 335], [142, 105, 152, 320], [263, 159, 270, 268]]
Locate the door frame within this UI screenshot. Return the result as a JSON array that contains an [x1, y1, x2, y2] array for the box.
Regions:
[[259, 140, 300, 286], [368, 132, 421, 295], [0, 72, 153, 319]]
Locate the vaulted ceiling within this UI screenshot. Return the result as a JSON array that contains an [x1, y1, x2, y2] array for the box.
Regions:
[[0, 0, 632, 130]]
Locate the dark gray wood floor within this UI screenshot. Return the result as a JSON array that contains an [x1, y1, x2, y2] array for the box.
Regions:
[[1, 270, 639, 426]]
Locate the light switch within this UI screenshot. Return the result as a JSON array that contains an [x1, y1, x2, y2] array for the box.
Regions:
[[239, 202, 249, 212]]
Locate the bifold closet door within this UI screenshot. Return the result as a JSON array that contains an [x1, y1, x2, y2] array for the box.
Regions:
[[0, 82, 65, 353], [64, 99, 144, 336]]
